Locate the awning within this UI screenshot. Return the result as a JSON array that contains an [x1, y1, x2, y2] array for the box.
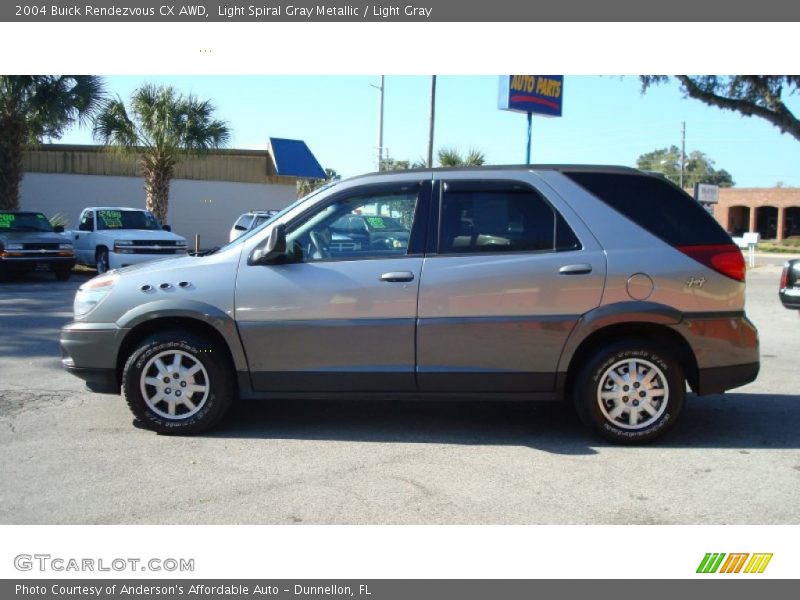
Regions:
[[268, 137, 326, 179]]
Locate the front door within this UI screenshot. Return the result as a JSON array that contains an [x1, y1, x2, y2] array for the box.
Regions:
[[235, 181, 430, 392]]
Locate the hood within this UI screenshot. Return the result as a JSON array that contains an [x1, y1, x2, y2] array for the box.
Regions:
[[98, 229, 186, 242], [0, 230, 72, 244]]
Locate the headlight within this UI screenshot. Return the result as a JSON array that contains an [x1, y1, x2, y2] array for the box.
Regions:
[[74, 274, 118, 318], [58, 243, 73, 250], [115, 240, 134, 246], [175, 240, 187, 247], [6, 243, 22, 250]]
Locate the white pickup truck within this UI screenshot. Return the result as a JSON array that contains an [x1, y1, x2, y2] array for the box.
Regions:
[[69, 207, 188, 273]]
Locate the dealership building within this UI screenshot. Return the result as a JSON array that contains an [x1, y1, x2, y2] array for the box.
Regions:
[[19, 140, 325, 248], [711, 187, 800, 242]]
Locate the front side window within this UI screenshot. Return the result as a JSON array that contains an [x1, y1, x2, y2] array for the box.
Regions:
[[285, 188, 418, 262], [439, 181, 580, 254]]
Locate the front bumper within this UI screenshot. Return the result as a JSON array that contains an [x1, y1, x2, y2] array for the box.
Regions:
[[1, 255, 75, 270], [60, 322, 126, 394]]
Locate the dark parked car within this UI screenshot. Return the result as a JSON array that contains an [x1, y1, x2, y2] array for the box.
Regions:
[[779, 258, 800, 309], [330, 214, 410, 251], [0, 211, 75, 281]]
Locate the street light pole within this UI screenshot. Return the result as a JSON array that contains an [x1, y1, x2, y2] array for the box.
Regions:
[[680, 120, 686, 188], [427, 75, 436, 168], [373, 76, 385, 171]]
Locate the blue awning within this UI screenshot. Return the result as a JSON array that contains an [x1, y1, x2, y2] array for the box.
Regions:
[[268, 138, 326, 179]]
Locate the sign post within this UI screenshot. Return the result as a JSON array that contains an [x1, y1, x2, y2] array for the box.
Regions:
[[498, 75, 563, 163]]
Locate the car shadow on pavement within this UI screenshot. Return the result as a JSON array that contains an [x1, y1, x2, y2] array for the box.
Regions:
[[200, 392, 800, 454]]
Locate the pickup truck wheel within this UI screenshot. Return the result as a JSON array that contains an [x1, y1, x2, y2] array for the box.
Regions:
[[95, 248, 109, 274], [122, 331, 235, 435], [54, 266, 72, 281], [573, 340, 685, 444]]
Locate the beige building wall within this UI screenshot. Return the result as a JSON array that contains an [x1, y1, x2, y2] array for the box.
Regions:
[[19, 144, 300, 248], [21, 173, 296, 248], [711, 188, 800, 241]]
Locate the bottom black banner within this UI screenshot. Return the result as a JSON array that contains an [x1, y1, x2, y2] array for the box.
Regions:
[[3, 580, 797, 600]]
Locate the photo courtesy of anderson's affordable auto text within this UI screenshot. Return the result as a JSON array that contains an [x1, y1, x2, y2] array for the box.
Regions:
[[1, 0, 800, 595]]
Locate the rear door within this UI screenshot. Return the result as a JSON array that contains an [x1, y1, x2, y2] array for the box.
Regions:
[[416, 176, 606, 392]]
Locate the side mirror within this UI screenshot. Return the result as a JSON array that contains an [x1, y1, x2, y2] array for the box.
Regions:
[[248, 224, 287, 265], [162, 224, 172, 232], [53, 225, 64, 233]]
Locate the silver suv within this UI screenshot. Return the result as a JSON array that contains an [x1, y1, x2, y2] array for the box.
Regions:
[[60, 166, 759, 443]]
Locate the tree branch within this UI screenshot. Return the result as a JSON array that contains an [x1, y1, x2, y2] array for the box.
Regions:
[[675, 75, 800, 142]]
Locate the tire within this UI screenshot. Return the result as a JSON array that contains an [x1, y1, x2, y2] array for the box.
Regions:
[[96, 248, 109, 274], [54, 266, 72, 281], [122, 331, 235, 435], [573, 340, 685, 444]]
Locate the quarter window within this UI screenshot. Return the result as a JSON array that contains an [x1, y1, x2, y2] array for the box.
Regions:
[[439, 182, 580, 254]]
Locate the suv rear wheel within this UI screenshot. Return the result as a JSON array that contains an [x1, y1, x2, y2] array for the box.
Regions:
[[573, 340, 685, 444], [122, 331, 235, 434]]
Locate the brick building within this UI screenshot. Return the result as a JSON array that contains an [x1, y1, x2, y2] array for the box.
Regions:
[[712, 187, 800, 241]]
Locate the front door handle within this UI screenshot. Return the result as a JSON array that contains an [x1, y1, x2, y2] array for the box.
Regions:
[[380, 271, 415, 283], [559, 263, 592, 275]]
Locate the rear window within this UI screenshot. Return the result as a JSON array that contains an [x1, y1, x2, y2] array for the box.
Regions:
[[564, 171, 732, 246]]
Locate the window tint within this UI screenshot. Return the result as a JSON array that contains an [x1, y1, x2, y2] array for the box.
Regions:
[[564, 171, 732, 246], [439, 182, 580, 254], [286, 188, 418, 262]]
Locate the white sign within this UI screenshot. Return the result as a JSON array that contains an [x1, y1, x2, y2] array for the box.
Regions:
[[743, 232, 760, 245], [694, 183, 720, 203]]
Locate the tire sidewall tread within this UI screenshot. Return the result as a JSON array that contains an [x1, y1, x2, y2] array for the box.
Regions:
[[574, 340, 685, 444], [122, 331, 234, 435]]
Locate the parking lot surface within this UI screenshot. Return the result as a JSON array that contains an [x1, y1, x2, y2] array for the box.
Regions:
[[1, 259, 799, 524]]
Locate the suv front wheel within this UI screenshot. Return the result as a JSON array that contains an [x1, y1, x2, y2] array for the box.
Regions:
[[122, 331, 235, 434], [573, 340, 685, 444]]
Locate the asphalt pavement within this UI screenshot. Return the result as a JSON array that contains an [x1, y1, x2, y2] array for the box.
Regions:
[[0, 256, 798, 524]]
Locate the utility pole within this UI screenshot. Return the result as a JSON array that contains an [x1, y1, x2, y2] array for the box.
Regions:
[[372, 76, 385, 171], [680, 120, 686, 189], [427, 75, 437, 168]]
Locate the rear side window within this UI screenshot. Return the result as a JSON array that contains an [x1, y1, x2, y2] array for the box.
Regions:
[[439, 181, 580, 254], [564, 171, 732, 245]]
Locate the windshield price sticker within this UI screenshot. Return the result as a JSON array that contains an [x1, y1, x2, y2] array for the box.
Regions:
[[366, 217, 387, 229], [0, 214, 15, 228], [98, 210, 123, 228]]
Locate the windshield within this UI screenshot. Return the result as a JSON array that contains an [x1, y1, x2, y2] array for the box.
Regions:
[[96, 209, 161, 231], [0, 212, 54, 232], [215, 181, 339, 253]]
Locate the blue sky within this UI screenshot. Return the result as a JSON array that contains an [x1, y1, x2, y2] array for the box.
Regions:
[[58, 75, 800, 187]]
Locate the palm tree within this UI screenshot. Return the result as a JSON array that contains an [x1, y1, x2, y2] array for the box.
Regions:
[[437, 147, 486, 167], [93, 84, 230, 225], [0, 75, 105, 210]]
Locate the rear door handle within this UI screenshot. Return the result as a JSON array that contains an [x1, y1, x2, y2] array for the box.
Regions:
[[559, 263, 592, 275], [380, 271, 415, 283]]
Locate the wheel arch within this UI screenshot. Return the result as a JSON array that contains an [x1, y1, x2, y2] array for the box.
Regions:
[[559, 303, 699, 394], [115, 304, 247, 386]]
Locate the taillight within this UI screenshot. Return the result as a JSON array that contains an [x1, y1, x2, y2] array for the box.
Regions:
[[676, 244, 746, 282], [780, 265, 789, 290]]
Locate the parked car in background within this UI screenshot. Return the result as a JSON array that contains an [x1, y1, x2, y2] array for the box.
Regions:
[[61, 166, 759, 443], [779, 258, 800, 310], [330, 214, 410, 251], [0, 210, 75, 281], [229, 210, 280, 242], [68, 207, 188, 273]]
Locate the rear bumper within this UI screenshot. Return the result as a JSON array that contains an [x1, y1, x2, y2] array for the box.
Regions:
[[696, 362, 760, 395], [676, 313, 760, 395], [780, 288, 800, 310]]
